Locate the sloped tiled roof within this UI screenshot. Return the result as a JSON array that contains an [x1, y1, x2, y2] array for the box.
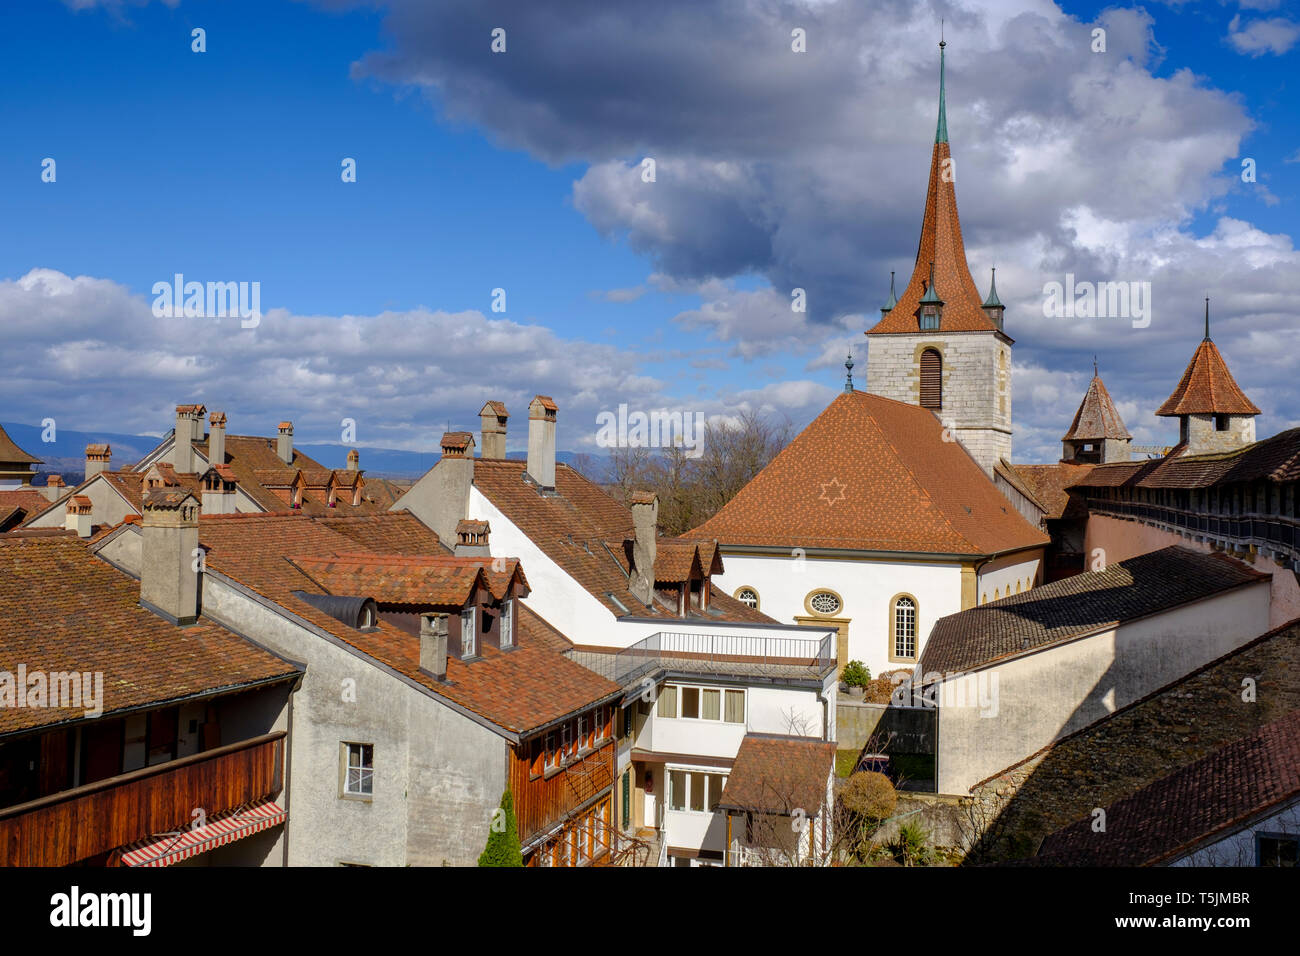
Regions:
[[919, 546, 1267, 675], [313, 512, 443, 554], [0, 536, 298, 737], [0, 423, 41, 465], [1062, 375, 1131, 441], [1036, 709, 1300, 866], [865, 134, 998, 335], [716, 734, 836, 814], [689, 391, 1049, 556], [1007, 462, 1095, 521], [1156, 338, 1261, 417], [0, 489, 52, 519], [193, 512, 617, 736], [289, 553, 526, 605], [1070, 427, 1300, 492], [471, 459, 771, 623]]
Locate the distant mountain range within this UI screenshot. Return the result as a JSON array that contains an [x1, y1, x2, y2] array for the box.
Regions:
[[2, 421, 593, 481]]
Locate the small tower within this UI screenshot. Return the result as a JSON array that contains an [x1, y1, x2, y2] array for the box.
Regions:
[[982, 268, 1004, 330], [1062, 362, 1131, 464], [915, 263, 943, 331], [1156, 299, 1259, 455], [844, 352, 855, 393]]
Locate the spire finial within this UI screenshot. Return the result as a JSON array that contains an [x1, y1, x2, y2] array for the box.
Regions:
[[1204, 297, 1211, 341], [936, 31, 948, 144], [881, 270, 899, 314], [844, 350, 855, 393], [1093, 355, 1098, 378]]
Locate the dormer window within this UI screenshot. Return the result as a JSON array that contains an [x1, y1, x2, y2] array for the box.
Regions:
[[919, 303, 940, 331], [460, 606, 477, 658], [500, 597, 515, 650], [916, 262, 943, 331]]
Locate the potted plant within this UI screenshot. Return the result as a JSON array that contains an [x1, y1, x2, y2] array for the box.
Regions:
[[841, 660, 870, 698]]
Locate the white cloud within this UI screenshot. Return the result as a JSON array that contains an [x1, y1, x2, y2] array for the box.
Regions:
[[1227, 15, 1300, 56]]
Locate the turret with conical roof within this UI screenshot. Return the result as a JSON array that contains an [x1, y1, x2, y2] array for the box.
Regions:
[[1156, 299, 1259, 455], [1062, 366, 1131, 464], [864, 38, 1012, 477], [0, 423, 42, 487], [982, 268, 1004, 329]]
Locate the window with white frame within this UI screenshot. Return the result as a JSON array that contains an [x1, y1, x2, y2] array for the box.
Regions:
[[500, 598, 514, 649], [656, 684, 745, 724], [893, 596, 917, 660], [667, 769, 729, 813], [461, 607, 477, 657], [734, 587, 759, 609], [342, 742, 373, 797]]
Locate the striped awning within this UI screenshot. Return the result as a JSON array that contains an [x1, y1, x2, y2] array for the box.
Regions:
[[118, 799, 286, 867]]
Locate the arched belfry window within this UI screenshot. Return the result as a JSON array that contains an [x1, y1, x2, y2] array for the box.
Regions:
[[889, 594, 918, 662], [920, 349, 943, 410]]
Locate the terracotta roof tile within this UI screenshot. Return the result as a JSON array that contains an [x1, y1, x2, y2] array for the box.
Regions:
[[1156, 338, 1261, 417], [0, 536, 298, 736], [689, 391, 1049, 556], [1037, 709, 1300, 865], [1062, 375, 1131, 441], [1007, 462, 1095, 520], [919, 546, 1267, 675], [0, 424, 41, 465], [1071, 427, 1300, 492], [716, 734, 836, 814], [289, 553, 526, 606]]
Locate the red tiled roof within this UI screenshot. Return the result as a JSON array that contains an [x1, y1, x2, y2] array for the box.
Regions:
[[1007, 462, 1095, 521], [1062, 375, 1131, 441], [471, 460, 772, 623], [0, 489, 51, 518], [865, 139, 999, 336], [194, 512, 616, 735], [1156, 338, 1261, 417], [1070, 427, 1300, 492], [689, 391, 1049, 556], [716, 734, 836, 814], [0, 536, 298, 736], [1036, 709, 1300, 865], [0, 424, 41, 465], [289, 553, 527, 606]]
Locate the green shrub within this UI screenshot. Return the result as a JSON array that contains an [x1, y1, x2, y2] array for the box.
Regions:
[[478, 789, 524, 867], [892, 820, 933, 867], [841, 660, 871, 688]]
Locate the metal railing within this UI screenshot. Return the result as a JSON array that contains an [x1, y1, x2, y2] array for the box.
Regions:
[[573, 630, 835, 686]]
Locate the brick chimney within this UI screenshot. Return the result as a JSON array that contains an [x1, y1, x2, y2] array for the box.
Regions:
[[208, 412, 227, 465], [140, 490, 201, 625], [84, 444, 111, 482], [277, 421, 294, 466], [171, 404, 205, 473], [479, 401, 508, 460], [419, 613, 449, 680], [346, 449, 359, 471], [454, 519, 490, 558], [42, 474, 66, 502], [629, 490, 658, 606], [527, 396, 557, 490], [64, 495, 93, 538]]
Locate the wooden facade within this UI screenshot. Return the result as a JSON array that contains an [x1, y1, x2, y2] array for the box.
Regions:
[[0, 731, 284, 867]]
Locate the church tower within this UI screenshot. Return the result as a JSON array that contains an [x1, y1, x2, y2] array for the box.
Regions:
[[865, 40, 1012, 476]]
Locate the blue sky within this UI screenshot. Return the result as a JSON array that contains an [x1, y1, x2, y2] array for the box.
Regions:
[[1, 0, 1297, 462]]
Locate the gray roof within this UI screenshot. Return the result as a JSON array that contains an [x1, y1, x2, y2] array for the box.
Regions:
[[919, 546, 1267, 675]]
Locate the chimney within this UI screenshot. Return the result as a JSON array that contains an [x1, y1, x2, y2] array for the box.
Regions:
[[202, 465, 237, 515], [171, 404, 204, 473], [424, 432, 476, 544], [454, 519, 491, 558], [277, 421, 294, 466], [140, 490, 201, 625], [64, 495, 93, 538], [419, 613, 449, 680], [526, 395, 557, 490], [629, 490, 658, 606], [42, 474, 66, 503], [84, 444, 111, 482], [208, 412, 227, 465], [479, 401, 508, 459], [346, 448, 359, 471]]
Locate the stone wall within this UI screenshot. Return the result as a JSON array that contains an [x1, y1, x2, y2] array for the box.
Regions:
[[865, 330, 1011, 474], [836, 699, 935, 755], [1185, 412, 1256, 455]]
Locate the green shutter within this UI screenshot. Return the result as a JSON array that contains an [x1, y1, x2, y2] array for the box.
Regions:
[[622, 770, 630, 829]]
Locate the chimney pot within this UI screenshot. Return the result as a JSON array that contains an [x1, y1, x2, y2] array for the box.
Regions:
[[171, 404, 205, 473], [454, 519, 491, 558], [277, 421, 294, 466], [84, 444, 111, 482], [479, 401, 508, 459], [440, 432, 475, 460], [208, 411, 227, 466], [64, 495, 94, 538], [629, 491, 658, 606], [347, 448, 359, 471], [526, 395, 557, 490], [140, 490, 201, 624], [420, 613, 449, 680]]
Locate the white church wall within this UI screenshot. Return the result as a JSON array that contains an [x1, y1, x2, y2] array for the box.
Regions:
[[976, 551, 1042, 604]]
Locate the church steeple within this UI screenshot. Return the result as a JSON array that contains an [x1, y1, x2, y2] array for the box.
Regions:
[[936, 38, 948, 145]]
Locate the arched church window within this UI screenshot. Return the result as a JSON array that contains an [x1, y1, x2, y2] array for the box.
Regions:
[[890, 594, 917, 661], [920, 349, 942, 410], [734, 587, 759, 610]]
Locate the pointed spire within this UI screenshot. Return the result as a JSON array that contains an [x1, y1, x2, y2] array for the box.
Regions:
[[936, 36, 948, 145], [981, 267, 1003, 309], [881, 271, 898, 315], [1204, 296, 1211, 341], [844, 351, 855, 393], [920, 261, 942, 304], [1093, 354, 1099, 378]]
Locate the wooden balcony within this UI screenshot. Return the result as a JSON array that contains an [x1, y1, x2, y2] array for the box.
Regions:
[[0, 731, 284, 867]]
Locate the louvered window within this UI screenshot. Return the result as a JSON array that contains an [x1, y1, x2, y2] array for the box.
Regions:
[[919, 349, 942, 409]]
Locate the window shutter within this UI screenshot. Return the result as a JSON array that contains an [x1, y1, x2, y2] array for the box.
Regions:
[[919, 349, 942, 409]]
